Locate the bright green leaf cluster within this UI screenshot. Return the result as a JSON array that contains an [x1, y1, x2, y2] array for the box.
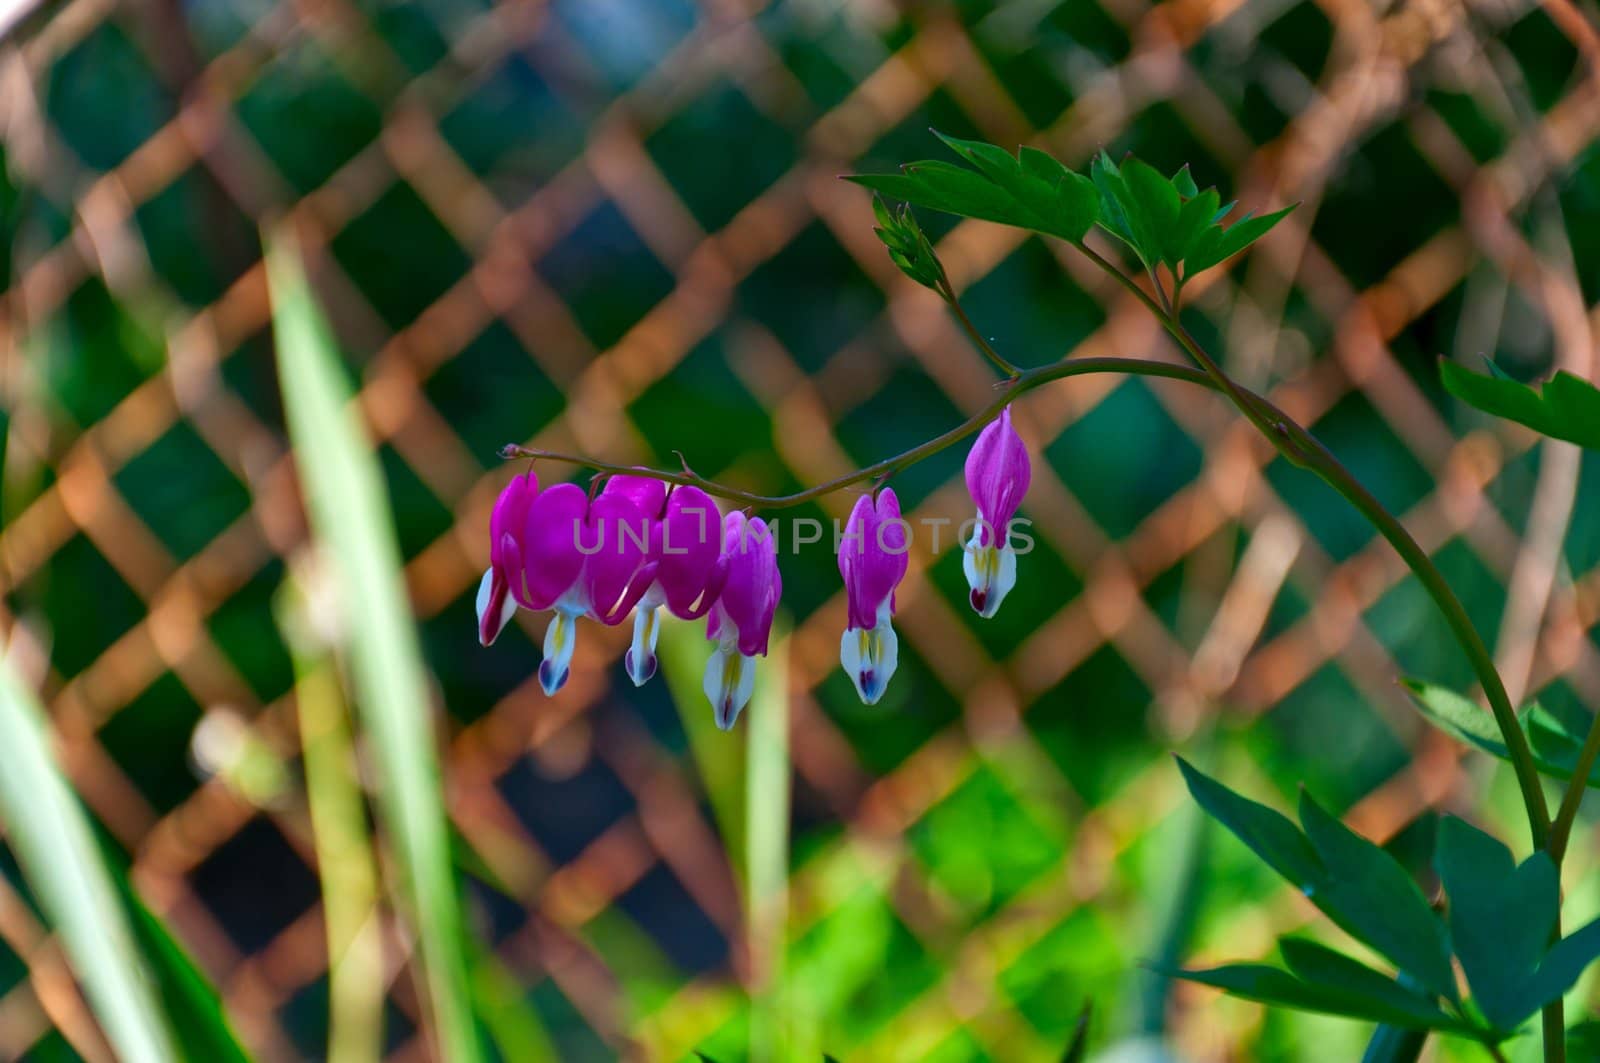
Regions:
[[1091, 153, 1294, 284], [848, 131, 1098, 243], [1174, 759, 1600, 1043], [1402, 679, 1600, 789], [849, 133, 1293, 291], [1440, 358, 1600, 450], [870, 196, 946, 291]]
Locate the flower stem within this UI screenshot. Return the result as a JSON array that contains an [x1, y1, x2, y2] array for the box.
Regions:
[[939, 279, 1022, 377], [1074, 240, 1554, 852]]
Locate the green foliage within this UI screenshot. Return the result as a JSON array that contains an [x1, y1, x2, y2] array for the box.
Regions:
[[847, 131, 1098, 242], [1440, 358, 1600, 449], [1433, 817, 1556, 1031], [870, 196, 945, 291], [268, 231, 481, 1063], [850, 134, 1292, 297], [1402, 679, 1600, 788], [1059, 1001, 1092, 1062], [1090, 153, 1294, 283], [0, 658, 178, 1063], [1178, 758, 1600, 1043]]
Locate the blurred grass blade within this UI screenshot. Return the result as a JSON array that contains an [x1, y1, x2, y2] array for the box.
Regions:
[[462, 935, 558, 1063], [267, 229, 480, 1063], [101, 842, 251, 1063], [745, 623, 789, 1063], [278, 576, 384, 1063], [0, 656, 178, 1063]]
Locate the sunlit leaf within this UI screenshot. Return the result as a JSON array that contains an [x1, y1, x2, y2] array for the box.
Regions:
[[1440, 359, 1600, 449]]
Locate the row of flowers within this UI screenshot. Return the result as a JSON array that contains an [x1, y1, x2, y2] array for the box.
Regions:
[[476, 407, 1032, 728]]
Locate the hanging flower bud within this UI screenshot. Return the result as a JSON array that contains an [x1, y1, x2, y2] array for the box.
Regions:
[[476, 470, 537, 646], [962, 406, 1030, 619], [704, 511, 781, 730], [838, 488, 907, 704]]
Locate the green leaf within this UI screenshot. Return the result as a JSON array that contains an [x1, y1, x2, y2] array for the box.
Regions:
[[1174, 757, 1323, 887], [1059, 1000, 1091, 1062], [1120, 157, 1182, 266], [1171, 165, 1199, 198], [1402, 679, 1600, 788], [1298, 792, 1457, 1003], [1167, 963, 1469, 1032], [1440, 359, 1600, 450], [268, 231, 482, 1063], [102, 845, 251, 1063], [1434, 816, 1556, 1031], [1278, 939, 1470, 1032], [1184, 204, 1296, 274], [849, 133, 1096, 242], [1514, 916, 1600, 1020], [0, 659, 178, 1063]]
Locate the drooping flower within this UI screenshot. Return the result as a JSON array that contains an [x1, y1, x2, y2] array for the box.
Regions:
[[476, 469, 537, 646], [704, 511, 781, 730], [962, 405, 1030, 618], [475, 472, 657, 694], [602, 476, 725, 687], [837, 488, 908, 704]]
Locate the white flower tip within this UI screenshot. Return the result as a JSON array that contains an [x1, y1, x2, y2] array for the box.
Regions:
[[538, 659, 569, 695], [962, 541, 1017, 620], [840, 611, 898, 706], [704, 647, 755, 730], [475, 568, 517, 646], [625, 648, 658, 687]]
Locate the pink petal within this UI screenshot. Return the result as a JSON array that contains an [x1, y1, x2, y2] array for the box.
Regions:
[[964, 406, 1031, 546], [489, 469, 537, 572], [656, 487, 724, 618], [602, 473, 668, 519], [718, 512, 781, 657], [520, 482, 587, 610], [583, 492, 657, 624], [838, 489, 908, 630]]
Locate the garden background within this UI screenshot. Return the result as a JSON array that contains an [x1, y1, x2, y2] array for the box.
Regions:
[[1, 0, 1599, 1058]]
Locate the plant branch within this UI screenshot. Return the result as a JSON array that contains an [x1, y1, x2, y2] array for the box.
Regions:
[[505, 356, 1250, 507], [1076, 240, 1554, 850], [939, 279, 1022, 377], [1549, 711, 1600, 862]]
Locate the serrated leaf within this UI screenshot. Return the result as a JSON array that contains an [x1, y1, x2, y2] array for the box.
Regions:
[[1167, 963, 1471, 1032], [1185, 204, 1295, 274], [1120, 157, 1182, 266], [1172, 188, 1221, 269], [1298, 792, 1457, 1003], [1434, 817, 1557, 1031], [1175, 757, 1323, 887], [1440, 360, 1600, 450], [850, 133, 1096, 243]]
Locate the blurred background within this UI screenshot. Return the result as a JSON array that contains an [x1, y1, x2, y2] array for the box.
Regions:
[[1, 0, 1599, 1059]]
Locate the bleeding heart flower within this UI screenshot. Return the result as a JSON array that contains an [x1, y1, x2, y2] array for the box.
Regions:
[[704, 511, 781, 730], [475, 470, 537, 647], [838, 488, 908, 704], [962, 405, 1030, 618], [476, 472, 658, 695], [602, 476, 726, 687]]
